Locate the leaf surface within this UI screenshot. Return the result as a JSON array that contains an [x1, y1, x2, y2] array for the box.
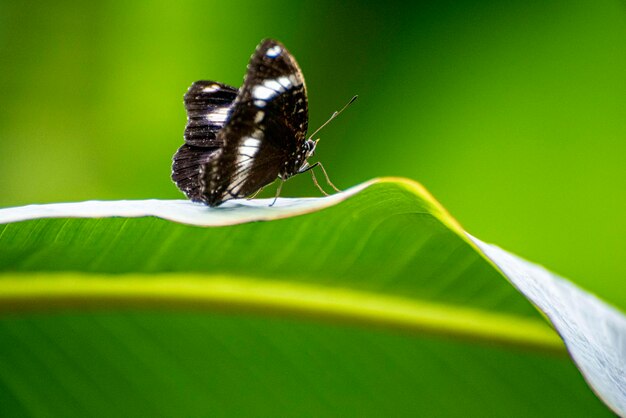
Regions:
[[0, 178, 622, 417]]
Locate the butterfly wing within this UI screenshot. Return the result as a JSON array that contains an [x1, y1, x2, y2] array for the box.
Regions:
[[204, 39, 309, 206], [172, 81, 238, 201], [182, 80, 238, 147]]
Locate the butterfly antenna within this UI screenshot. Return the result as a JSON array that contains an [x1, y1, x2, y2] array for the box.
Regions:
[[307, 95, 358, 141]]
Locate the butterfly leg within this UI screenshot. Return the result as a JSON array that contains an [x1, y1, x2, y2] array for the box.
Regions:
[[247, 184, 268, 200], [300, 162, 340, 196], [300, 162, 328, 196], [309, 167, 330, 196], [316, 162, 341, 192], [270, 180, 285, 207]]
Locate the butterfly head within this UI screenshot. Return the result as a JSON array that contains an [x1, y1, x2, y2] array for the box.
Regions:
[[304, 139, 317, 158], [291, 139, 317, 176]]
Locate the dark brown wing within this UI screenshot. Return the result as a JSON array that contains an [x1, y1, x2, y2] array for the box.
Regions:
[[171, 81, 238, 202], [204, 39, 309, 206], [182, 80, 238, 147]]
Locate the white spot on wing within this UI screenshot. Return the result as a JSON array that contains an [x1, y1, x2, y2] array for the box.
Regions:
[[206, 106, 230, 123], [241, 137, 261, 154], [254, 99, 266, 108], [266, 45, 282, 58], [277, 76, 292, 89], [263, 79, 284, 93], [230, 136, 263, 195], [254, 111, 264, 123], [252, 85, 277, 100], [202, 84, 221, 93]]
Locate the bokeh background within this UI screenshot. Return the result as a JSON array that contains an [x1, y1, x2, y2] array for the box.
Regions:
[[0, 0, 624, 309]]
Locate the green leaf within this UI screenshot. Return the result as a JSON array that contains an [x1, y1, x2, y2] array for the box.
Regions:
[[0, 178, 623, 417]]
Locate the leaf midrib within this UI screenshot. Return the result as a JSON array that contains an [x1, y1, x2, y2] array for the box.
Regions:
[[0, 273, 564, 353]]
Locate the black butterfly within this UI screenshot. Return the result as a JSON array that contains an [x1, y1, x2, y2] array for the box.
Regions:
[[172, 39, 349, 207]]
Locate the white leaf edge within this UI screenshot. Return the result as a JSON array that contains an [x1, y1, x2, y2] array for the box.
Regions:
[[470, 236, 626, 417], [0, 181, 373, 226]]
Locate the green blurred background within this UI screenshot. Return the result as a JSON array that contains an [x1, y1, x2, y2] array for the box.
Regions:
[[0, 0, 624, 309]]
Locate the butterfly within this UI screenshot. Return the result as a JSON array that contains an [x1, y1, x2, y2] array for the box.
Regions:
[[172, 39, 353, 207]]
